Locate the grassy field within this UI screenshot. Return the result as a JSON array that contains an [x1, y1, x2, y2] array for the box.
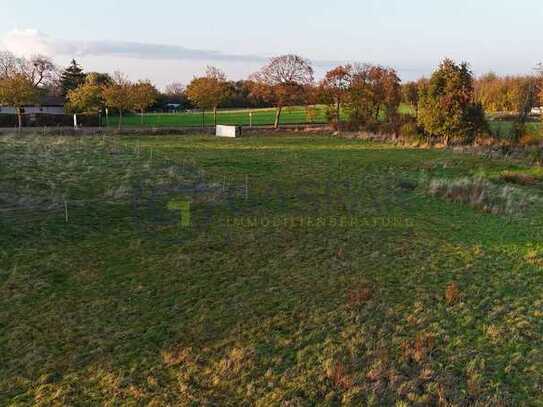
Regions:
[[108, 106, 328, 128], [488, 120, 541, 139], [107, 104, 417, 128], [3, 134, 543, 405]]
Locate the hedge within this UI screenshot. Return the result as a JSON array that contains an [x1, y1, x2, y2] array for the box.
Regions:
[[0, 113, 100, 128]]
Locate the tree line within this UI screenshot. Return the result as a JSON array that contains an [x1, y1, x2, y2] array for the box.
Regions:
[[0, 49, 542, 144]]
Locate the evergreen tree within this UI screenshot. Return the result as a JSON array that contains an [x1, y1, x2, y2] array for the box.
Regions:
[[418, 59, 487, 145], [60, 59, 86, 95]]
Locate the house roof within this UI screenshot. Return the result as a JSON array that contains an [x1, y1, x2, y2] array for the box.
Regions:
[[38, 96, 65, 106]]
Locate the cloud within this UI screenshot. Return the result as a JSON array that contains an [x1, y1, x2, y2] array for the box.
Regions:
[[0, 29, 426, 82], [1, 29, 265, 63]]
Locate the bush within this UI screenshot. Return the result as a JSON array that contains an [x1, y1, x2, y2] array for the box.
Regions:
[[418, 59, 488, 145], [397, 114, 423, 142], [0, 113, 100, 127]]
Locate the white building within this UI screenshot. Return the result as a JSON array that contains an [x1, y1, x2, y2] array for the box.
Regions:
[[0, 96, 65, 115], [531, 107, 542, 115]]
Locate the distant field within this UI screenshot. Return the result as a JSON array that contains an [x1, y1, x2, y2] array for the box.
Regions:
[[108, 104, 416, 128], [108, 105, 541, 141], [109, 106, 328, 128], [489, 120, 541, 139]]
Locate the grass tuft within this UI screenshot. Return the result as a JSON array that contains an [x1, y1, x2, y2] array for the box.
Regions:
[[427, 176, 539, 215]]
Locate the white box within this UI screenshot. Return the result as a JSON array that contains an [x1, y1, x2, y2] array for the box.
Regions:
[[216, 125, 241, 138]]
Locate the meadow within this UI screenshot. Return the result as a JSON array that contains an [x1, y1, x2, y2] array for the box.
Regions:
[[108, 106, 328, 128], [107, 104, 416, 129], [3, 134, 543, 405]]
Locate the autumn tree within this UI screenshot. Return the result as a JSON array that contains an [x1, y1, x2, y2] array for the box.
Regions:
[[345, 64, 401, 130], [320, 65, 353, 130], [131, 80, 159, 124], [418, 59, 487, 145], [86, 72, 113, 87], [186, 66, 228, 126], [0, 73, 39, 129], [67, 75, 104, 114], [251, 55, 314, 128], [101, 72, 134, 129], [401, 81, 421, 116]]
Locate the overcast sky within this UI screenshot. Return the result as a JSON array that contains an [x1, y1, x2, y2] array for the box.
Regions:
[[1, 0, 542, 89]]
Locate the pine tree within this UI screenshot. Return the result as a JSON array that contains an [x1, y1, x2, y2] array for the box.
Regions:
[[60, 59, 86, 95]]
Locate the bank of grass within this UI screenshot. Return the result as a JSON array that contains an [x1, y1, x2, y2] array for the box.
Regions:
[[3, 134, 543, 404]]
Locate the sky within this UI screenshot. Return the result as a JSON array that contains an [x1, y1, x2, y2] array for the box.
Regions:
[[1, 0, 542, 89]]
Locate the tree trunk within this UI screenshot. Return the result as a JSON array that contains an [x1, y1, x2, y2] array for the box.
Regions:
[[336, 100, 341, 133], [213, 107, 218, 127], [16, 107, 22, 131], [274, 106, 282, 129], [118, 109, 123, 130]]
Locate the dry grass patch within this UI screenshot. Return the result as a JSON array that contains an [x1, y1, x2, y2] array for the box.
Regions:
[[500, 171, 538, 186], [428, 176, 539, 215]]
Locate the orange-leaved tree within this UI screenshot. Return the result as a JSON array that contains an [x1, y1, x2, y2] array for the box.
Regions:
[[186, 66, 228, 126], [101, 72, 134, 129], [131, 80, 159, 125], [251, 55, 314, 128], [320, 65, 353, 130]]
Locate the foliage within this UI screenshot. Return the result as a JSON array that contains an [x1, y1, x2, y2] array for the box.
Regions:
[[101, 72, 134, 128], [60, 59, 86, 95], [401, 80, 423, 115], [186, 66, 229, 125], [345, 64, 401, 132], [251, 55, 314, 128], [320, 65, 353, 129], [475, 73, 539, 113], [418, 59, 488, 145], [0, 73, 39, 127], [67, 78, 104, 114], [131, 80, 159, 123]]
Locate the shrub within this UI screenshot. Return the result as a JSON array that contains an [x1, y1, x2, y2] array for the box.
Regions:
[[417, 59, 488, 145]]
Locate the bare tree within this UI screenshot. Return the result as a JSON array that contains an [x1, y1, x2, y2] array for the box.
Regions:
[[0, 50, 20, 79], [0, 50, 57, 89], [23, 55, 57, 87], [164, 82, 185, 97], [251, 55, 314, 128]]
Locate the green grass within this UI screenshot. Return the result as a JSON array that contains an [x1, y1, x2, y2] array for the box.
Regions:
[[109, 103, 417, 128], [109, 106, 329, 128], [489, 120, 541, 140], [3, 134, 543, 404]]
